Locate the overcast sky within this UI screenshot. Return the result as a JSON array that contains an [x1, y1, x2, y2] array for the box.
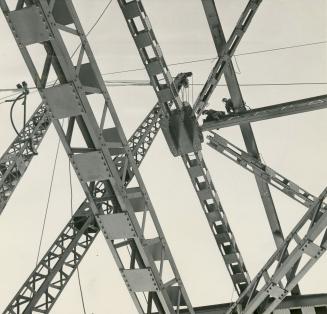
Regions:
[[0, 0, 327, 313]]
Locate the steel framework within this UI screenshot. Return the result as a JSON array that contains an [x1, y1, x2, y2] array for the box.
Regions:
[[0, 0, 326, 313]]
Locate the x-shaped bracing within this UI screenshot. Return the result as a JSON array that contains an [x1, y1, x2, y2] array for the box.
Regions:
[[1, 0, 326, 313]]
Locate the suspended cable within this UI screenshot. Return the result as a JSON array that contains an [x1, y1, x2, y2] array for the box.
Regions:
[[68, 162, 87, 314], [35, 121, 63, 266], [101, 40, 327, 76], [1, 38, 324, 103], [233, 56, 241, 74], [103, 81, 327, 87], [86, 0, 113, 37]]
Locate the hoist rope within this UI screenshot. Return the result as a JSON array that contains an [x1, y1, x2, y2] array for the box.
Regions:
[[69, 162, 87, 314]]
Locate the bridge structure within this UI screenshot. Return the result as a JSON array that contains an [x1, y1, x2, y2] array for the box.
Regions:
[[0, 0, 326, 313]]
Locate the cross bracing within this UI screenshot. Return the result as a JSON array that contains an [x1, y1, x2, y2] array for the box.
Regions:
[[0, 0, 326, 313]]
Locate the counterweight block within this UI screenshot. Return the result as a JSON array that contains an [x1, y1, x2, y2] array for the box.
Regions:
[[161, 102, 203, 157]]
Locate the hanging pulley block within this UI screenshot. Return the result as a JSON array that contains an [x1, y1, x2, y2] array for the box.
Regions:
[[160, 102, 203, 157]]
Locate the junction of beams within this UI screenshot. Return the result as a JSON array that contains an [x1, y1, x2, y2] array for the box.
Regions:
[[202, 94, 327, 132]]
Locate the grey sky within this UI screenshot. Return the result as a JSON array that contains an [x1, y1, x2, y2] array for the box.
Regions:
[[0, 0, 327, 313]]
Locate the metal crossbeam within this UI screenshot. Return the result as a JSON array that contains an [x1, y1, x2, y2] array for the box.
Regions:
[[200, 0, 302, 295], [202, 94, 327, 132], [118, 0, 250, 295], [2, 73, 190, 314], [0, 1, 194, 313], [172, 294, 327, 314], [207, 132, 324, 209], [0, 101, 51, 213], [227, 188, 327, 314], [193, 0, 262, 116]]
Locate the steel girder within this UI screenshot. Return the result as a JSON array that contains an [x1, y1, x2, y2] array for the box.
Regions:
[[118, 0, 252, 295], [208, 132, 326, 210], [226, 188, 327, 314], [193, 0, 262, 116], [200, 0, 302, 296], [0, 0, 195, 313], [0, 101, 51, 213], [168, 294, 327, 314], [2, 73, 190, 314], [201, 94, 327, 132]]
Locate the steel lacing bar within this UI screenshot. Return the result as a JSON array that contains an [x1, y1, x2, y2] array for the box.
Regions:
[[117, 0, 250, 295], [1, 1, 194, 310], [207, 132, 323, 209]]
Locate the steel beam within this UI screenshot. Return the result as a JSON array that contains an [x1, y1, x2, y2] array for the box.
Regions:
[[202, 94, 327, 132], [0, 102, 51, 213], [118, 0, 250, 295], [2, 73, 190, 314], [207, 132, 324, 209], [1, 1, 194, 313], [200, 1, 303, 296], [193, 0, 262, 116], [175, 294, 327, 314], [227, 188, 327, 314]]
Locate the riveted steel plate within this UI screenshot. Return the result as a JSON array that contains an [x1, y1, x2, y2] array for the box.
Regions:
[[98, 213, 135, 239], [167, 286, 186, 306], [122, 268, 157, 292], [127, 187, 145, 212], [301, 241, 322, 258], [103, 127, 125, 155], [44, 83, 83, 119], [72, 151, 110, 182], [122, 1, 141, 20], [157, 88, 174, 103], [9, 6, 51, 46], [79, 63, 100, 89], [144, 238, 164, 261], [52, 0, 73, 25], [266, 283, 287, 299]]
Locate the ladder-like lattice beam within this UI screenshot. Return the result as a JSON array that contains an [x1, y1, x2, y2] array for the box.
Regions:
[[2, 73, 190, 314], [118, 0, 250, 295], [227, 188, 327, 314], [208, 132, 326, 209], [0, 1, 194, 313], [202, 94, 327, 132], [0, 101, 51, 213]]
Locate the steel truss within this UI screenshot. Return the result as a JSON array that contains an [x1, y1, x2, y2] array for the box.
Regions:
[[117, 0, 253, 296], [208, 132, 324, 209], [200, 0, 300, 295], [0, 0, 194, 312], [226, 188, 327, 314], [0, 0, 326, 313], [2, 73, 191, 313], [0, 101, 51, 213]]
